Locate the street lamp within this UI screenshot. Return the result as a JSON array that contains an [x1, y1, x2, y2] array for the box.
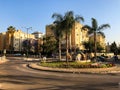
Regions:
[[3, 49, 6, 56], [19, 31, 21, 52], [22, 27, 32, 57]]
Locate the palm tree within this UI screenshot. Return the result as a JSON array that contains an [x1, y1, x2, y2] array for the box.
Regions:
[[82, 18, 110, 61], [62, 11, 84, 63], [7, 26, 16, 53], [51, 11, 84, 63], [51, 13, 64, 61]]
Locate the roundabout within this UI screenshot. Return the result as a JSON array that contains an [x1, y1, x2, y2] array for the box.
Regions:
[[28, 62, 120, 74], [0, 57, 120, 90]]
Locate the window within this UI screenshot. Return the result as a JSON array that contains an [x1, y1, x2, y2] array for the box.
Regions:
[[76, 34, 79, 36]]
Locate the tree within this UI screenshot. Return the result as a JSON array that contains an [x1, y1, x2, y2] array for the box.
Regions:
[[22, 40, 29, 53], [110, 42, 118, 55], [7, 26, 16, 53], [51, 11, 84, 63], [62, 11, 84, 63], [51, 13, 64, 61], [97, 43, 104, 52], [82, 18, 110, 61], [22, 39, 38, 54], [41, 36, 57, 56], [83, 41, 94, 53], [83, 41, 104, 53], [118, 45, 120, 54]]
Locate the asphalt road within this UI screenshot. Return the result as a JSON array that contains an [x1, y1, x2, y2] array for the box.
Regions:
[[0, 57, 120, 90]]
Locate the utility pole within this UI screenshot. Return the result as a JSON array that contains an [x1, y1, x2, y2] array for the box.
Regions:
[[19, 31, 21, 52], [22, 27, 32, 57]]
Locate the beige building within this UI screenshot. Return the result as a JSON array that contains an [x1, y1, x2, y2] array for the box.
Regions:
[[0, 32, 6, 51], [5, 30, 35, 52], [46, 22, 89, 50], [46, 24, 55, 37], [71, 22, 89, 49], [13, 30, 35, 51], [89, 33, 106, 49], [32, 31, 44, 39], [5, 31, 12, 51]]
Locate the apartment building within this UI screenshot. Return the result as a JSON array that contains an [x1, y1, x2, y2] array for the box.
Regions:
[[46, 22, 89, 50], [32, 31, 44, 39], [71, 22, 89, 49], [5, 30, 35, 52], [89, 33, 106, 49], [13, 30, 35, 51], [0, 32, 6, 51], [5, 31, 12, 51], [46, 24, 55, 36]]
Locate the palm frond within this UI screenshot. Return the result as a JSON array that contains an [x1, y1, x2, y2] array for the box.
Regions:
[[63, 11, 75, 34], [97, 24, 110, 31], [7, 26, 16, 33], [52, 13, 63, 21], [97, 31, 105, 38], [53, 20, 61, 24], [75, 15, 84, 23], [91, 18, 98, 30], [82, 25, 93, 34], [82, 25, 92, 30], [64, 11, 74, 19]]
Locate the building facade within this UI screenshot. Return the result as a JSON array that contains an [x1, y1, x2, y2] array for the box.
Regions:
[[0, 32, 6, 51], [32, 31, 44, 39], [5, 31, 12, 51], [71, 22, 89, 50], [46, 24, 55, 37], [89, 33, 106, 49], [46, 22, 89, 50], [4, 30, 35, 52], [13, 30, 35, 51]]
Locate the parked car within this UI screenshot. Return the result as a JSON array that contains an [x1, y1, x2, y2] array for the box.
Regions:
[[111, 55, 118, 61], [14, 53, 22, 56], [97, 56, 106, 62]]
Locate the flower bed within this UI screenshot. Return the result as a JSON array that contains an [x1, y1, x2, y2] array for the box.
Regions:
[[40, 61, 115, 68]]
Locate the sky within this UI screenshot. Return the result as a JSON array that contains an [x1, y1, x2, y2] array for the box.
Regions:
[[0, 0, 120, 43]]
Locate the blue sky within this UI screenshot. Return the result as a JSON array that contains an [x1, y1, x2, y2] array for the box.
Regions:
[[0, 0, 120, 43]]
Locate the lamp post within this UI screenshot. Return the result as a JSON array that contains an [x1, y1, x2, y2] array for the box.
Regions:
[[22, 27, 32, 57], [19, 31, 21, 52], [3, 49, 6, 56]]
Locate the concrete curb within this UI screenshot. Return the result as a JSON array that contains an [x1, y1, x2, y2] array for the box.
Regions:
[[28, 63, 120, 74], [0, 56, 8, 64], [0, 59, 8, 64]]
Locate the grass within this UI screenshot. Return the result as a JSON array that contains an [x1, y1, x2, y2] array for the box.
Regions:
[[39, 61, 115, 68]]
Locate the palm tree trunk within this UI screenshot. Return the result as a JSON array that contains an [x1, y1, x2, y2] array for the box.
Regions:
[[59, 39, 61, 61], [11, 34, 14, 54], [12, 34, 14, 52], [94, 31, 97, 61], [66, 32, 69, 64]]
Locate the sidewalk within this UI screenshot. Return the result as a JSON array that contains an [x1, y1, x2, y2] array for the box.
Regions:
[[0, 56, 8, 64], [28, 63, 120, 74]]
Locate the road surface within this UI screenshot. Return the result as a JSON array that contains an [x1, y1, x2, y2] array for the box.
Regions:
[[0, 57, 120, 90]]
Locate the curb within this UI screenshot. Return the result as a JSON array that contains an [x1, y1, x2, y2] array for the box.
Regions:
[[27, 63, 120, 74], [0, 59, 8, 64], [27, 64, 73, 73]]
